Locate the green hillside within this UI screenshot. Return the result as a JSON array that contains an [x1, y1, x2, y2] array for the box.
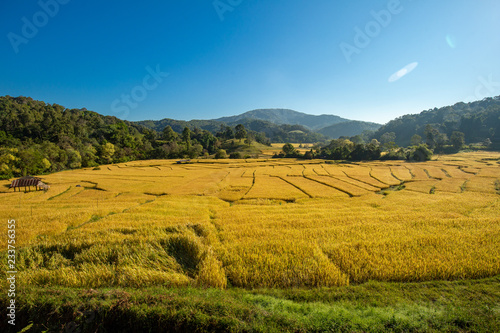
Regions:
[[372, 96, 500, 147], [319, 120, 382, 138], [215, 108, 348, 130]]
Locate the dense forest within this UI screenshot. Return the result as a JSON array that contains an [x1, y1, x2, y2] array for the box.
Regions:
[[318, 120, 381, 139], [276, 139, 432, 162], [137, 117, 326, 143], [0, 96, 269, 179], [372, 96, 500, 148], [2, 95, 499, 179]]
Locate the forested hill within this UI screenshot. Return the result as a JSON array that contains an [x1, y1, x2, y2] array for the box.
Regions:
[[0, 96, 154, 177], [372, 96, 500, 147], [0, 96, 243, 179], [214, 109, 349, 130], [136, 118, 222, 134], [318, 121, 382, 139], [0, 96, 144, 146], [136, 117, 326, 143]]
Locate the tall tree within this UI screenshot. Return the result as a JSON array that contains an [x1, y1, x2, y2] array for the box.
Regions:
[[450, 131, 465, 151], [235, 124, 247, 142], [282, 143, 296, 156], [245, 132, 255, 146], [100, 142, 115, 164], [163, 125, 178, 142], [425, 125, 439, 149], [411, 134, 422, 146], [380, 132, 396, 145], [182, 127, 191, 148]]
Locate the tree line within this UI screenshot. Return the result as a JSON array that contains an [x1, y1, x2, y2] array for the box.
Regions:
[[136, 117, 326, 144], [277, 139, 432, 162], [0, 96, 269, 179]]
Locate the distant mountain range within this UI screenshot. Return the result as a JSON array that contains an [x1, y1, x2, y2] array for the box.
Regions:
[[214, 109, 350, 131], [318, 120, 382, 138], [137, 108, 382, 140], [2, 95, 499, 148], [137, 96, 500, 145]]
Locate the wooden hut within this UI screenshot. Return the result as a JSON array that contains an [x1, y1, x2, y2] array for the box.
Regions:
[[10, 176, 49, 192]]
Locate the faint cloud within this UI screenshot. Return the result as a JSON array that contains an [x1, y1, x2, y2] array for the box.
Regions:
[[388, 62, 418, 83], [446, 34, 457, 48]]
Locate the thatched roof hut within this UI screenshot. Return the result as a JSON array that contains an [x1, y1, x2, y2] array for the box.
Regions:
[[10, 176, 49, 192]]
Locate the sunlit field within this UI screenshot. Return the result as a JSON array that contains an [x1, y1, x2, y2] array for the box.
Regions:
[[262, 143, 315, 156], [1, 152, 499, 290]]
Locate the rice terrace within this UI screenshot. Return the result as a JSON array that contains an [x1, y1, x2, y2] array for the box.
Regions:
[[3, 1, 500, 331], [1, 152, 500, 332]]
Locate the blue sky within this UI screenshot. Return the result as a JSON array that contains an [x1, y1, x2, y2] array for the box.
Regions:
[[1, 0, 500, 124]]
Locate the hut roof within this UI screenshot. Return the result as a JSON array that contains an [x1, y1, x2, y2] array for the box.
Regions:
[[10, 176, 42, 188]]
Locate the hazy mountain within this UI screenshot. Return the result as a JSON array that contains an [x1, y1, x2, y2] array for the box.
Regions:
[[318, 121, 382, 139], [137, 117, 327, 143], [224, 118, 326, 143], [215, 109, 349, 130]]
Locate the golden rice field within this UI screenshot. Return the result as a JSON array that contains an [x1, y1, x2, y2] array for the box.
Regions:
[[1, 152, 499, 290]]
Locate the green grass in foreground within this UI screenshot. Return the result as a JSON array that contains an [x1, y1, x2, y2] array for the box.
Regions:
[[1, 276, 499, 332]]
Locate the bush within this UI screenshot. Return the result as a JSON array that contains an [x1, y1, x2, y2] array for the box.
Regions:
[[381, 149, 407, 160], [214, 149, 227, 159], [303, 150, 314, 159], [229, 152, 242, 159], [407, 144, 433, 162], [282, 143, 296, 156]]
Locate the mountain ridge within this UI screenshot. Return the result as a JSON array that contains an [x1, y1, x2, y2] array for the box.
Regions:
[[214, 108, 355, 131], [137, 108, 383, 139], [318, 120, 382, 139]]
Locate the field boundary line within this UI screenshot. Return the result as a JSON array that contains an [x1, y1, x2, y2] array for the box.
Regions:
[[47, 186, 72, 201], [317, 245, 353, 283], [242, 170, 256, 197], [370, 167, 398, 185], [303, 175, 355, 198], [273, 176, 313, 198], [333, 173, 380, 191], [423, 169, 442, 180], [341, 170, 388, 190], [404, 165, 416, 179], [66, 197, 159, 232]]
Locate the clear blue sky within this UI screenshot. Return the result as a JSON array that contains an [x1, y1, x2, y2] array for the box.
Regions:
[[1, 0, 499, 124]]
